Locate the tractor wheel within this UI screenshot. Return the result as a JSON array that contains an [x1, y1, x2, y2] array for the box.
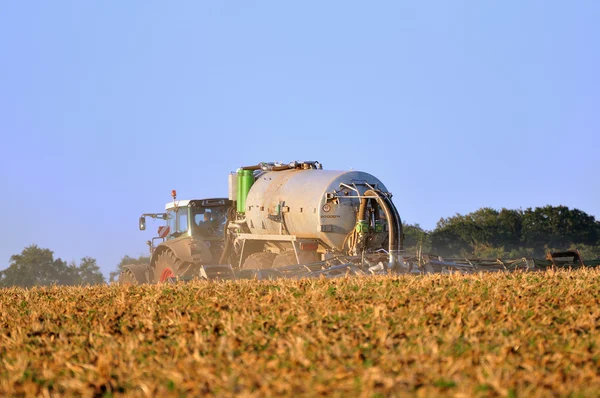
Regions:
[[118, 264, 152, 285], [242, 252, 277, 270], [153, 251, 189, 283], [272, 250, 320, 268]]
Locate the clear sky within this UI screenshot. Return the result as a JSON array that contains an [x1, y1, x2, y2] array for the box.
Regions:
[[1, 1, 598, 278]]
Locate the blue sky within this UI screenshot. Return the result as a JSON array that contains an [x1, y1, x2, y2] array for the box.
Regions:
[[1, 1, 598, 278]]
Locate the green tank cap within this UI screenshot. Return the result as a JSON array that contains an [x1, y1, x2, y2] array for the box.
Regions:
[[237, 169, 254, 213]]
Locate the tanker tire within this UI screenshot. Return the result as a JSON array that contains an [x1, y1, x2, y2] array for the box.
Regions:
[[118, 270, 137, 285], [153, 251, 187, 283], [118, 264, 152, 285], [242, 252, 277, 270], [272, 250, 320, 268]]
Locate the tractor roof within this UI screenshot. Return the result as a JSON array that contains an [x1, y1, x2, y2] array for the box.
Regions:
[[165, 200, 191, 210], [165, 198, 231, 211]]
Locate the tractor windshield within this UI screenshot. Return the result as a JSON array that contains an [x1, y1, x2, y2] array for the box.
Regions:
[[191, 207, 227, 237], [166, 206, 190, 238]]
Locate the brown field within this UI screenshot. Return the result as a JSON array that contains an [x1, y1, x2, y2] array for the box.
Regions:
[[0, 269, 599, 397]]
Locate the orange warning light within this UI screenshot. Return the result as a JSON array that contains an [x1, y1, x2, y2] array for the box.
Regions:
[[171, 190, 177, 200]]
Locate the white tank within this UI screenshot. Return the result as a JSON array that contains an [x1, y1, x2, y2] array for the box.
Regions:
[[244, 169, 389, 250]]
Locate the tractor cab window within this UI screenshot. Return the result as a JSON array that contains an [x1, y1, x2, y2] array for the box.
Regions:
[[192, 207, 226, 237], [166, 207, 190, 238]]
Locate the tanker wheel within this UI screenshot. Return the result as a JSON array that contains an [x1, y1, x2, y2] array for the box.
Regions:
[[242, 252, 277, 270], [272, 250, 320, 268], [118, 269, 138, 285], [153, 251, 188, 283], [118, 264, 151, 285]]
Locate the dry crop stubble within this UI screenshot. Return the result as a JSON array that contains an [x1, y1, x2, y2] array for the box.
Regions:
[[0, 269, 599, 397]]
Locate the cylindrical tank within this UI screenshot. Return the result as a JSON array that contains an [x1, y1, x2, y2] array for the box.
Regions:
[[244, 169, 389, 251]]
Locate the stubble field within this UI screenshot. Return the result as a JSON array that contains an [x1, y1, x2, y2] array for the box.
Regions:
[[1, 269, 599, 397]]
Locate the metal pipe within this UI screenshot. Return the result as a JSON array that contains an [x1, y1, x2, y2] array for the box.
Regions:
[[242, 161, 322, 172], [272, 165, 294, 171], [227, 219, 246, 229], [241, 165, 262, 171]]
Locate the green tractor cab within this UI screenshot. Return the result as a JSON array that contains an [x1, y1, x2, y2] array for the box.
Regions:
[[121, 197, 233, 284]]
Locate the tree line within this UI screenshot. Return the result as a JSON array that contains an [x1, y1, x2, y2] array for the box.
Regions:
[[0, 245, 105, 288], [0, 244, 152, 288], [403, 205, 600, 259]]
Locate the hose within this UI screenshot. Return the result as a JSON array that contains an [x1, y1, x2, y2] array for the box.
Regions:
[[342, 228, 357, 254], [219, 207, 238, 265], [357, 190, 404, 270]]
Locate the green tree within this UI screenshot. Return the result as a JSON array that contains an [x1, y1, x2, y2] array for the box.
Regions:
[[429, 205, 598, 258], [465, 208, 524, 250], [75, 257, 105, 285], [430, 214, 474, 257], [521, 205, 599, 256], [402, 223, 431, 255], [0, 245, 76, 288], [109, 254, 150, 283], [495, 208, 523, 251], [432, 208, 523, 254]]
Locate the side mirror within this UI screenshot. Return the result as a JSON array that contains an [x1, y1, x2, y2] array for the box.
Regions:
[[139, 216, 146, 231]]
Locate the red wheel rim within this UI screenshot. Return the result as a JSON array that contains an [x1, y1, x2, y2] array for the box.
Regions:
[[160, 268, 174, 282]]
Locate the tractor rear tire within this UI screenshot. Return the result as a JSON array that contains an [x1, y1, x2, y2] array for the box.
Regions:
[[242, 252, 277, 270], [153, 250, 189, 283], [118, 264, 152, 285], [272, 250, 320, 268]]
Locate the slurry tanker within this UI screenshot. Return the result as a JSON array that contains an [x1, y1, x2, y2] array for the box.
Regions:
[[118, 160, 598, 283], [118, 161, 405, 283]]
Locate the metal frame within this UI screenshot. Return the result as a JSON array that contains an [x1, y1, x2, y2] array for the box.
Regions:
[[235, 233, 317, 268]]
